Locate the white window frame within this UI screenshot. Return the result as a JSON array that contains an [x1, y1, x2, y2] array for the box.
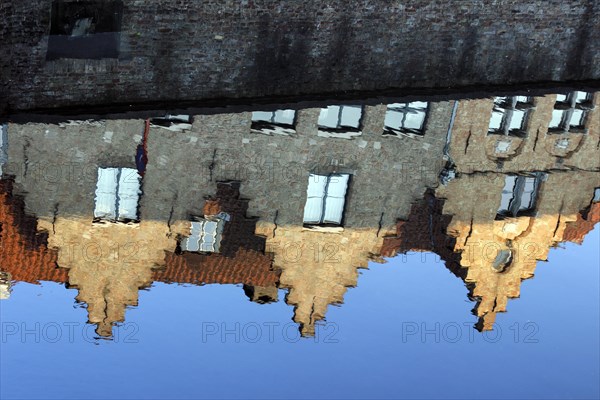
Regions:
[[303, 173, 350, 226], [251, 109, 296, 135], [383, 102, 429, 136], [548, 91, 594, 134], [94, 167, 142, 223], [488, 96, 533, 137], [180, 213, 229, 253], [317, 105, 363, 135], [497, 173, 544, 218], [150, 114, 192, 132]]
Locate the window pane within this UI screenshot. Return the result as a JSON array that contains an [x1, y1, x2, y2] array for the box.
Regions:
[[556, 94, 568, 102], [384, 108, 404, 130], [322, 197, 345, 224], [404, 109, 426, 130], [340, 106, 362, 128], [203, 220, 218, 236], [306, 174, 327, 197], [549, 110, 564, 128], [570, 109, 585, 128], [489, 110, 504, 130], [509, 109, 526, 130], [273, 109, 295, 125], [318, 106, 341, 129], [326, 174, 350, 198], [409, 101, 428, 109], [251, 111, 273, 122], [117, 168, 141, 221], [182, 221, 203, 252], [94, 167, 118, 220], [516, 96, 530, 103], [303, 198, 324, 223], [498, 176, 517, 212], [519, 177, 536, 211], [322, 174, 349, 224], [575, 91, 590, 103]]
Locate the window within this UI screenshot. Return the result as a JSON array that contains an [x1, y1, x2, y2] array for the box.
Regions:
[[303, 173, 350, 226], [251, 110, 296, 135], [548, 91, 594, 134], [318, 106, 363, 136], [497, 173, 543, 218], [94, 167, 141, 222], [383, 102, 428, 136], [180, 214, 229, 253], [150, 115, 192, 132], [46, 0, 124, 60], [488, 96, 533, 137]]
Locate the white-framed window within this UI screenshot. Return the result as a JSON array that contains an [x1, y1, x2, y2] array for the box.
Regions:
[[251, 109, 296, 135], [548, 91, 594, 134], [497, 173, 544, 218], [181, 213, 229, 253], [150, 114, 192, 132], [94, 167, 141, 222], [488, 96, 533, 137], [303, 173, 350, 226], [383, 102, 428, 136], [318, 105, 363, 134]]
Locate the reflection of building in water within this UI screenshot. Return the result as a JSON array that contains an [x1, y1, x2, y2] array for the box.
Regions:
[[384, 90, 600, 330], [448, 92, 600, 173], [1, 100, 451, 336], [141, 101, 451, 335], [1, 90, 599, 336]]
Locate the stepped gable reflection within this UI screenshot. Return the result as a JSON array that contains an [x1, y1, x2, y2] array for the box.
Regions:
[[0, 88, 598, 337], [155, 181, 281, 301]]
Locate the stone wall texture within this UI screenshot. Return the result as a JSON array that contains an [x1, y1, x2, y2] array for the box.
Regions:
[[3, 0, 600, 115]]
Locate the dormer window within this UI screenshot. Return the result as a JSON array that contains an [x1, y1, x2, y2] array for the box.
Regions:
[[303, 173, 350, 226], [548, 91, 594, 134], [383, 102, 428, 137], [180, 213, 229, 253], [94, 167, 141, 223], [497, 173, 544, 219], [251, 110, 296, 135], [488, 96, 533, 138], [317, 106, 363, 138]]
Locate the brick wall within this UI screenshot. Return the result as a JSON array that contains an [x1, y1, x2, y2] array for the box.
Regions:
[[3, 0, 600, 114]]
